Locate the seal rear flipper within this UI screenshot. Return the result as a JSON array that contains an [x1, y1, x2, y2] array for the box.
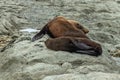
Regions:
[[71, 39, 93, 50], [71, 39, 102, 56], [74, 43, 100, 56], [31, 25, 47, 42], [75, 50, 99, 56]]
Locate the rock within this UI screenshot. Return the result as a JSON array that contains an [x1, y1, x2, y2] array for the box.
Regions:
[[0, 14, 20, 35], [0, 0, 120, 80], [67, 64, 112, 74], [110, 49, 120, 57], [88, 31, 117, 45], [42, 72, 120, 80], [115, 44, 120, 50], [0, 36, 119, 80], [112, 57, 120, 66]]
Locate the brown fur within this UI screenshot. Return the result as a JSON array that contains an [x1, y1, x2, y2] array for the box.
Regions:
[[45, 37, 102, 56], [32, 16, 89, 41], [67, 20, 89, 34], [32, 16, 102, 56]]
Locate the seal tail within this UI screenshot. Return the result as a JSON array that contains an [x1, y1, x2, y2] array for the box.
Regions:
[[31, 24, 47, 42]]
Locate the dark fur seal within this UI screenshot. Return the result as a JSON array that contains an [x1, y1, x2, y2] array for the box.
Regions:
[[45, 37, 102, 56]]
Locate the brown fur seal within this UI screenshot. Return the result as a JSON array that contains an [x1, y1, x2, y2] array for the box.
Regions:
[[32, 16, 89, 41], [45, 37, 102, 56]]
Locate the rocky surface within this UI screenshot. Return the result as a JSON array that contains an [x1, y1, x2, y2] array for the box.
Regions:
[[43, 72, 120, 80], [0, 0, 120, 80]]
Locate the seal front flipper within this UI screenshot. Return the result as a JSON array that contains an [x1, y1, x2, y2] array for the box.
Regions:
[[31, 25, 47, 42]]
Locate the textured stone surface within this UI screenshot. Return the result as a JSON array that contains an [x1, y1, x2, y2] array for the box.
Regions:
[[43, 72, 120, 80], [0, 0, 120, 80]]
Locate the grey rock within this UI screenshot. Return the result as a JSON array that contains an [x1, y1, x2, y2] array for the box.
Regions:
[[42, 72, 120, 80], [0, 37, 119, 80], [0, 0, 120, 80]]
